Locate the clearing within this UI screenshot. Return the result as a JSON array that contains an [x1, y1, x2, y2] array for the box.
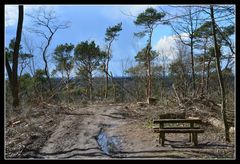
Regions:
[[5, 103, 235, 159]]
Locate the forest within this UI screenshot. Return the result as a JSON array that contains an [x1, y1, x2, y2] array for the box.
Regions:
[[5, 4, 235, 159]]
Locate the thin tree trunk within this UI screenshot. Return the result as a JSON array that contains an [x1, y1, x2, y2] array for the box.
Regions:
[[105, 40, 113, 99], [42, 34, 53, 92], [210, 5, 230, 142], [206, 59, 211, 92], [201, 46, 206, 94], [31, 55, 35, 75], [89, 69, 93, 101], [189, 8, 196, 92], [12, 5, 24, 108], [146, 30, 153, 99], [105, 60, 109, 99], [201, 55, 205, 95], [190, 37, 196, 91], [66, 71, 70, 104], [6, 55, 13, 87], [147, 51, 152, 98]]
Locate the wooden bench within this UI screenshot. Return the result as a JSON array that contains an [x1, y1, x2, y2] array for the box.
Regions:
[[153, 118, 204, 146]]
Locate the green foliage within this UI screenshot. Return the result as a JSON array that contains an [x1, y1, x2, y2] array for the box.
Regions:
[[74, 41, 106, 66], [105, 22, 122, 42], [125, 63, 146, 77], [34, 69, 47, 84], [222, 67, 234, 78], [74, 41, 107, 76], [126, 63, 163, 78], [19, 73, 33, 90], [134, 7, 166, 28], [134, 7, 166, 40], [134, 31, 147, 38], [53, 43, 74, 78], [135, 47, 158, 64], [169, 59, 187, 77], [195, 21, 234, 49], [194, 21, 213, 39], [5, 38, 33, 62], [222, 25, 234, 36], [74, 40, 106, 99]]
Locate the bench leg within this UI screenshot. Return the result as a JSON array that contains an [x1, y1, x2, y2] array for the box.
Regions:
[[189, 133, 192, 142], [159, 132, 163, 144], [161, 132, 165, 146], [192, 133, 198, 146], [159, 132, 162, 144]]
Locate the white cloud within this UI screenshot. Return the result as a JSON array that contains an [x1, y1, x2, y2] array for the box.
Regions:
[[5, 5, 18, 27], [153, 32, 190, 62], [5, 5, 60, 27], [154, 35, 178, 61]]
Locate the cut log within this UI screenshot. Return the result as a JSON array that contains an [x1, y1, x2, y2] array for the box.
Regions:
[[137, 102, 148, 107], [207, 117, 224, 129], [229, 127, 235, 134], [147, 97, 158, 105], [12, 120, 21, 126]]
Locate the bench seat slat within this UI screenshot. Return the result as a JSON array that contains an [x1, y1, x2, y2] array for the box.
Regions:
[[153, 127, 200, 130], [153, 127, 200, 133], [156, 129, 204, 133], [153, 119, 202, 124]]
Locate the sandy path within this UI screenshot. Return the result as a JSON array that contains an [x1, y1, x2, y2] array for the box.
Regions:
[[34, 104, 234, 159], [37, 105, 127, 159]]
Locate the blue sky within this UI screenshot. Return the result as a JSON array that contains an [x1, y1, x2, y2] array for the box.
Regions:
[[5, 5, 235, 77], [5, 5, 177, 77]]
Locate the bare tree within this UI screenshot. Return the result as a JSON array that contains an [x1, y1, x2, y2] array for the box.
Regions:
[[210, 5, 230, 142], [22, 33, 36, 77], [27, 7, 70, 91], [170, 6, 201, 92]]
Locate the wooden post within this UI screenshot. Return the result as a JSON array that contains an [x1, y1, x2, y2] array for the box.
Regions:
[[189, 122, 194, 142], [192, 132, 198, 146], [159, 122, 164, 144], [161, 132, 165, 146], [159, 122, 165, 146]]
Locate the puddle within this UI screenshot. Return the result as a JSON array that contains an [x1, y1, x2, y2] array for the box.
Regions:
[[96, 128, 121, 156]]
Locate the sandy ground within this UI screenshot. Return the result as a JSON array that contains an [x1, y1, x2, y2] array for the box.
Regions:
[[5, 103, 235, 159]]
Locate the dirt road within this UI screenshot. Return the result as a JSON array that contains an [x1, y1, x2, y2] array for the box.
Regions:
[[7, 104, 234, 159]]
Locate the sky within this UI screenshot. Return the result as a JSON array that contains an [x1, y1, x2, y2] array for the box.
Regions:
[[5, 5, 179, 77], [4, 5, 235, 77]]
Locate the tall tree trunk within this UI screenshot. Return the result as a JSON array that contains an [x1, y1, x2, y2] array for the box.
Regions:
[[146, 30, 153, 99], [66, 71, 70, 104], [201, 45, 207, 95], [104, 59, 109, 99], [12, 5, 24, 108], [147, 53, 152, 98], [104, 40, 113, 99], [189, 8, 196, 91], [6, 55, 13, 87], [89, 69, 93, 101], [210, 5, 230, 142], [201, 55, 205, 95], [206, 59, 211, 92], [190, 37, 196, 91], [31, 57, 36, 76]]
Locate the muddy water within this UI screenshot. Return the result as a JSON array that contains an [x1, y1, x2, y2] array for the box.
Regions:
[[96, 128, 121, 156]]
